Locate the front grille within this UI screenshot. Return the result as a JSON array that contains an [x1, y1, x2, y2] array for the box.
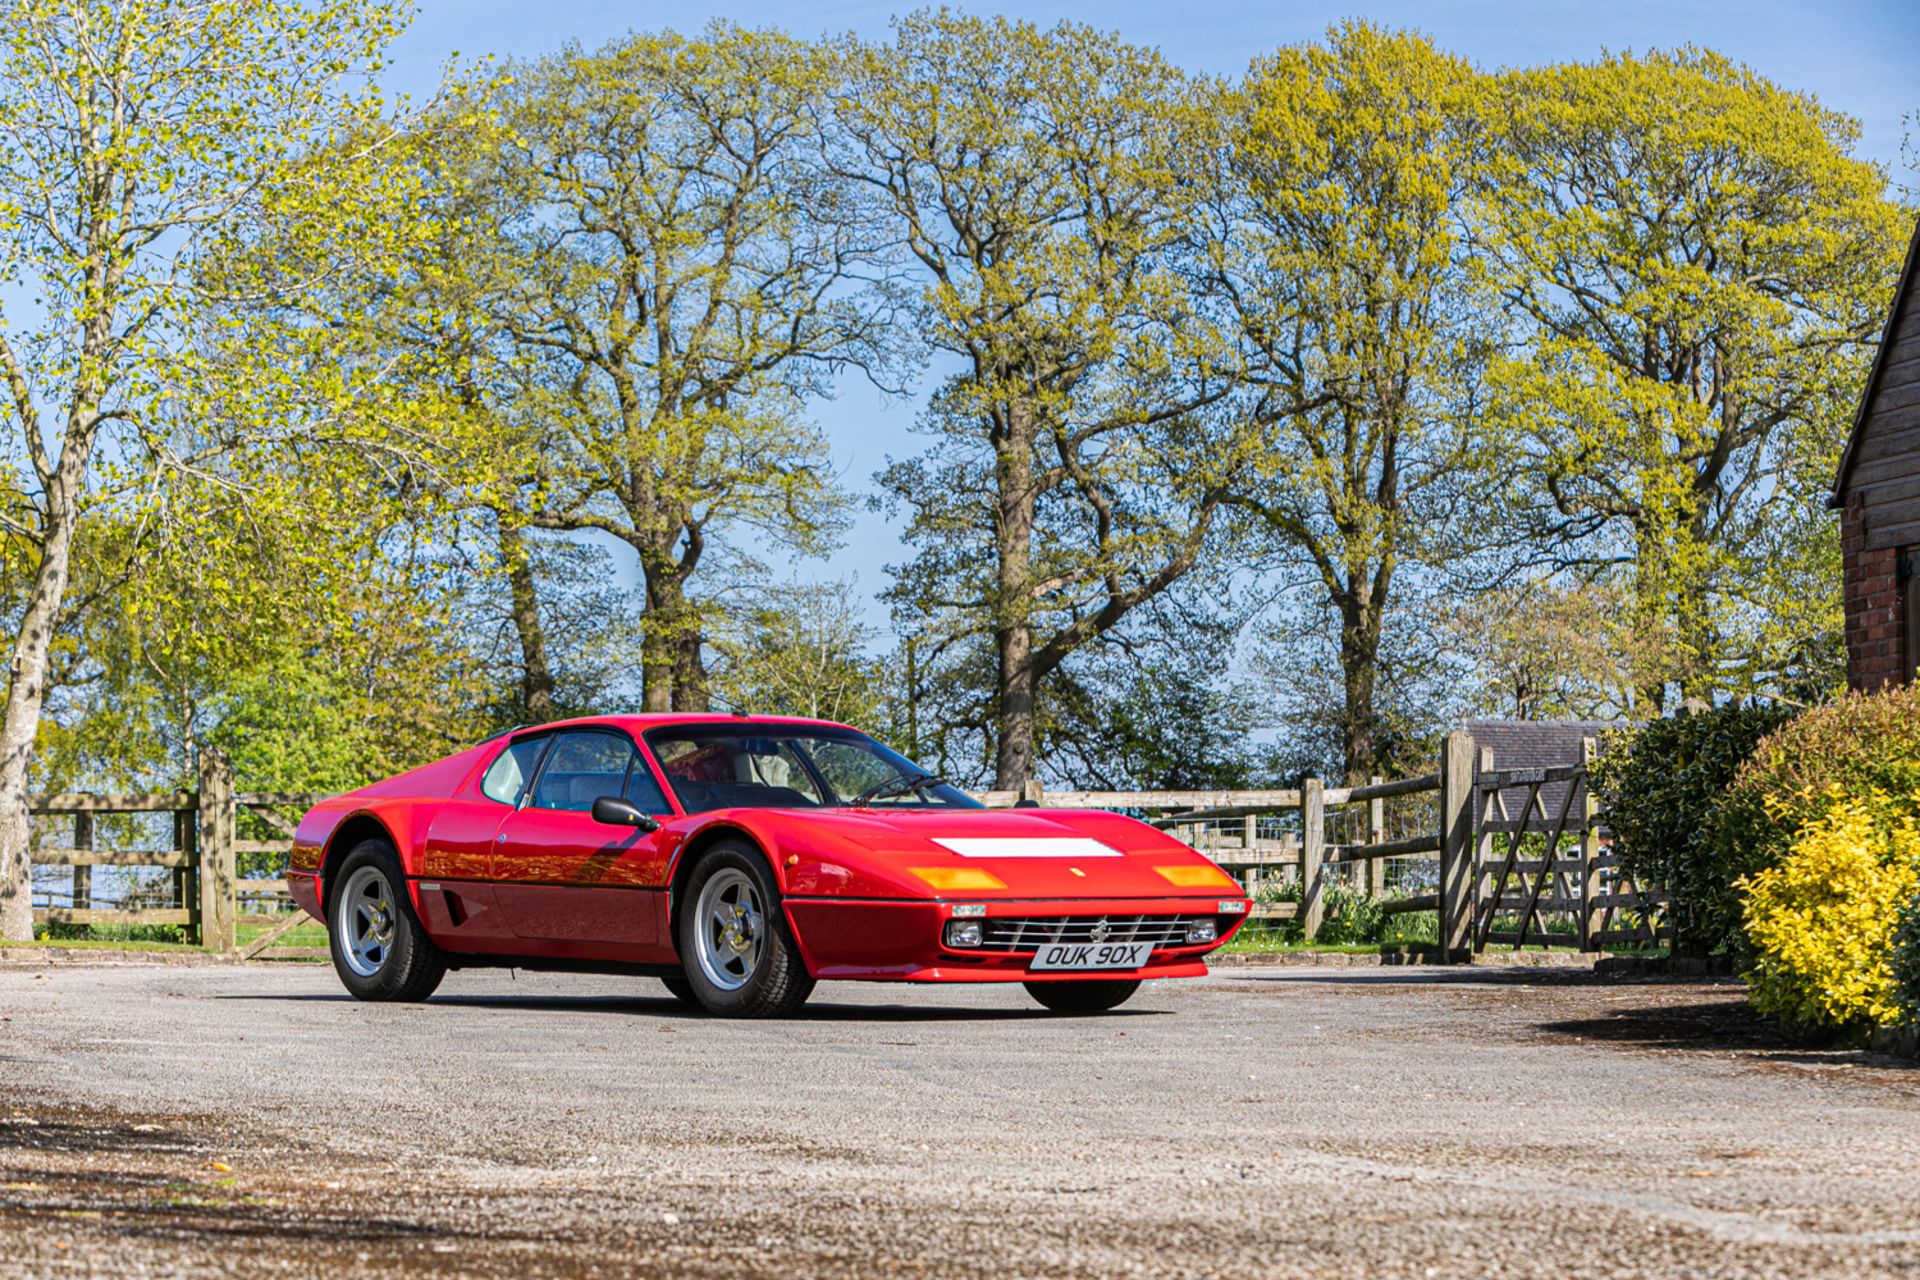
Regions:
[[979, 914, 1202, 953]]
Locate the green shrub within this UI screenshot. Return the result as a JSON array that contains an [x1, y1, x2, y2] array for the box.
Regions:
[[1314, 883, 1385, 945], [1590, 703, 1793, 957], [1716, 684, 1920, 890], [1250, 878, 1383, 944], [1890, 890, 1920, 1027]]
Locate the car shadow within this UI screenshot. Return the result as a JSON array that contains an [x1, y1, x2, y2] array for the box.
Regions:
[[214, 992, 1168, 1023]]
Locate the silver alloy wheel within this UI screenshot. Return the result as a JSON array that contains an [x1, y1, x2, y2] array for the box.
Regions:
[[336, 865, 397, 979], [693, 867, 765, 992]]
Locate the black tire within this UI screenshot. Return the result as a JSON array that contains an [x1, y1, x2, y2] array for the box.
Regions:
[[675, 841, 814, 1018], [1024, 979, 1141, 1013], [327, 839, 446, 1003], [659, 974, 700, 1007]]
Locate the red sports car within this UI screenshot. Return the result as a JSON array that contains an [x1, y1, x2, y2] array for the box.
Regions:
[[286, 715, 1251, 1016]]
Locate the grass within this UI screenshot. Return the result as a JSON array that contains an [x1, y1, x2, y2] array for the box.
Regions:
[[2, 937, 207, 952], [235, 918, 327, 949], [10, 912, 325, 954], [1218, 932, 1385, 955]]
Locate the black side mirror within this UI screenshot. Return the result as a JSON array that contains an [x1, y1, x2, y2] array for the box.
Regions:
[[591, 796, 660, 831]]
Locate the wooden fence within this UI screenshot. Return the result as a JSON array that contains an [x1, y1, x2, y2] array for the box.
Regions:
[[27, 752, 325, 958], [28, 730, 1664, 959], [981, 729, 1666, 956]]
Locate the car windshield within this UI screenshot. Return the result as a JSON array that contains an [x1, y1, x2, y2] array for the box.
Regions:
[[643, 725, 982, 814]]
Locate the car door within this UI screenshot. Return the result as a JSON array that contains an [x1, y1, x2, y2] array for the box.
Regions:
[[491, 729, 673, 945], [414, 734, 553, 951]]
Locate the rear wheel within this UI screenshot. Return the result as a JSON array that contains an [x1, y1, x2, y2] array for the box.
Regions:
[[676, 842, 814, 1018], [1024, 979, 1141, 1014], [328, 840, 445, 1003]]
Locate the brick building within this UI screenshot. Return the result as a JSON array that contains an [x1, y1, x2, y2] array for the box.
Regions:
[[1832, 214, 1920, 691]]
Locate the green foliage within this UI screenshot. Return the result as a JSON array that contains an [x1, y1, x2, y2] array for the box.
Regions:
[[1891, 892, 1920, 1028], [1251, 879, 1387, 946], [1715, 685, 1920, 896], [1042, 649, 1267, 792], [37, 920, 187, 946], [709, 583, 882, 728], [1589, 704, 1794, 956]]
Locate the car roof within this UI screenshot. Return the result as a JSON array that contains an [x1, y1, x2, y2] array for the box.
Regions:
[[504, 712, 859, 738]]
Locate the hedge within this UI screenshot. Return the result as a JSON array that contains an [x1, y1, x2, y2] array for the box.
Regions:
[[1589, 704, 1793, 957]]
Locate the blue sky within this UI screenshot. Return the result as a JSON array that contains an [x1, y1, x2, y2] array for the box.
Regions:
[[380, 1, 1919, 636]]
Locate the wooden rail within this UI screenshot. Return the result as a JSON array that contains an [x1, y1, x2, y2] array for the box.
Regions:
[[26, 758, 327, 955]]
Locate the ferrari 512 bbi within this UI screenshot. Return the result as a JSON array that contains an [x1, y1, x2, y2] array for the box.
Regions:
[[286, 715, 1253, 1016]]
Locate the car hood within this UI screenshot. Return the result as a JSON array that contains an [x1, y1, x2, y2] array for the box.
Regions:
[[724, 805, 1244, 901]]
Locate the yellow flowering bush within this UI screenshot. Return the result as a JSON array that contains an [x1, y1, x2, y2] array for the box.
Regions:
[[1738, 794, 1920, 1033]]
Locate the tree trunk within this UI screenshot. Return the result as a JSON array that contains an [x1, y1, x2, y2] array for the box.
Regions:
[[672, 631, 709, 713], [992, 400, 1040, 791], [497, 516, 556, 723], [639, 583, 675, 715], [1337, 585, 1384, 785], [638, 538, 707, 714], [0, 472, 85, 941]]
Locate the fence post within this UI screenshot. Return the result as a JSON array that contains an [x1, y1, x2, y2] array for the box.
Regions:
[[1580, 737, 1602, 952], [1300, 777, 1324, 941], [178, 806, 198, 941], [1367, 775, 1385, 900], [1021, 779, 1045, 806], [1438, 732, 1475, 961], [196, 751, 237, 953], [72, 812, 92, 915]]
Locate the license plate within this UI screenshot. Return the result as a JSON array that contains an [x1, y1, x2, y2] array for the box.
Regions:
[[1028, 941, 1154, 971]]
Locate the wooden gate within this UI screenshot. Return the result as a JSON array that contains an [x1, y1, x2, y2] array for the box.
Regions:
[[1471, 744, 1670, 952]]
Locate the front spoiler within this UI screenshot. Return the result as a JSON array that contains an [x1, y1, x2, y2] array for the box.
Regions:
[[781, 895, 1246, 982]]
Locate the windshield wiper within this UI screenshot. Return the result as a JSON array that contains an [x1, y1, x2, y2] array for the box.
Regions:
[[850, 771, 948, 806]]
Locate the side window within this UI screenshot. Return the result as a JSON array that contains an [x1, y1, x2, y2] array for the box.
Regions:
[[529, 732, 633, 812], [624, 755, 672, 815], [480, 738, 548, 805]]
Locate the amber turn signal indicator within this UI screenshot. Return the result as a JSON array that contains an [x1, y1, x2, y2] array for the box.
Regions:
[[910, 867, 1007, 891], [1155, 864, 1237, 889]]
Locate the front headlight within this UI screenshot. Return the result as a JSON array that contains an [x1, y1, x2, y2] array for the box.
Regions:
[[945, 920, 984, 948], [1185, 920, 1219, 944]]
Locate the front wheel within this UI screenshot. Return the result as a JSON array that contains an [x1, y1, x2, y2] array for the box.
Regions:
[[1024, 979, 1141, 1013], [328, 840, 445, 1002], [675, 842, 815, 1018]]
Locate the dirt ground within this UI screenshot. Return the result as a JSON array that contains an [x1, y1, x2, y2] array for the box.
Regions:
[[1, 960, 1917, 1279]]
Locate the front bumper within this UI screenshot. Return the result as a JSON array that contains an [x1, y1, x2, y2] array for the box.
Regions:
[[782, 895, 1249, 982], [287, 870, 323, 922]]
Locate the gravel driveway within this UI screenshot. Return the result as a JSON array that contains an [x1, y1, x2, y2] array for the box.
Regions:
[[1, 961, 1916, 1279]]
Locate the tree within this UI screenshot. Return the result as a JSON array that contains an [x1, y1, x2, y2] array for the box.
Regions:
[[842, 12, 1248, 790], [707, 581, 881, 726], [1042, 647, 1266, 791], [1441, 578, 1660, 722], [474, 26, 891, 713], [1208, 24, 1494, 782], [0, 0, 414, 941], [1479, 49, 1908, 710]]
